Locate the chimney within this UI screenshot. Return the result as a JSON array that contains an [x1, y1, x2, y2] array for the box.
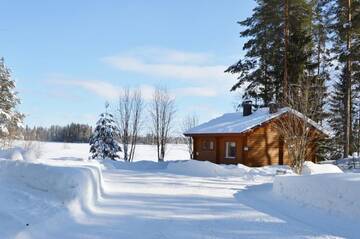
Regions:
[[242, 100, 252, 116], [269, 102, 278, 114]]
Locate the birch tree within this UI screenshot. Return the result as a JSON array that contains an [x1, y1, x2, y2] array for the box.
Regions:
[[116, 88, 143, 162], [150, 87, 175, 162]]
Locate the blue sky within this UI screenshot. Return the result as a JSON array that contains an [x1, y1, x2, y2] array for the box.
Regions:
[[1, 0, 255, 134]]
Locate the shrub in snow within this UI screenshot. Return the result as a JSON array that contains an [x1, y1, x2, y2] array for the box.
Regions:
[[0, 144, 44, 162], [10, 150, 23, 161], [90, 111, 122, 160], [0, 147, 25, 160], [22, 141, 43, 159]]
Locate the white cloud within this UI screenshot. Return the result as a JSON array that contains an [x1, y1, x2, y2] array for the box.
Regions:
[[101, 47, 239, 99], [49, 77, 157, 101], [103, 56, 228, 81], [52, 79, 121, 100], [48, 47, 239, 102], [160, 50, 209, 64], [115, 47, 213, 65], [101, 47, 235, 83], [50, 76, 221, 100]]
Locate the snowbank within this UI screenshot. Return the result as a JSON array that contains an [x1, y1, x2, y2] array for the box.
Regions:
[[165, 160, 250, 177], [273, 173, 360, 219], [0, 147, 26, 161], [302, 161, 343, 175], [0, 144, 45, 162], [102, 159, 168, 171], [103, 159, 292, 178], [0, 159, 104, 210], [105, 159, 252, 177]]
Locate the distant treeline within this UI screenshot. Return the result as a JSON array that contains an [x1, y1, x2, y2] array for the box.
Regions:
[[23, 123, 93, 143], [22, 123, 186, 144]]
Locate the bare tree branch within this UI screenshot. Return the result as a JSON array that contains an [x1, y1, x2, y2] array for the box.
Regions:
[[150, 87, 176, 162], [182, 114, 198, 159], [274, 82, 325, 174], [116, 88, 144, 162]]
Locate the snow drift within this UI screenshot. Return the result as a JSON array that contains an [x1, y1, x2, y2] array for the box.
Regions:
[[302, 161, 343, 175], [102, 159, 292, 178], [273, 173, 360, 219], [165, 160, 251, 177], [0, 159, 104, 210], [104, 159, 253, 177]]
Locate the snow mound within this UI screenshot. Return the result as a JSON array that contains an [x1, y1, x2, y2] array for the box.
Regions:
[[102, 159, 289, 178], [0, 147, 24, 160], [302, 161, 343, 175], [103, 159, 168, 171], [273, 173, 360, 219], [0, 146, 41, 162], [165, 160, 250, 177], [0, 159, 104, 210]]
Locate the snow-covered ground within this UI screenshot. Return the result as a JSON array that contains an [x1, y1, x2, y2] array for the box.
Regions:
[[274, 172, 360, 219], [0, 141, 359, 238], [14, 141, 189, 162]]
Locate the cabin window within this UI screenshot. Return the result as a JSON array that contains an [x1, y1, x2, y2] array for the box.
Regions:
[[202, 140, 214, 151], [225, 142, 236, 158]]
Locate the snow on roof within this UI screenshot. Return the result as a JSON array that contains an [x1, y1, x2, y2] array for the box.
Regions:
[[184, 107, 328, 135]]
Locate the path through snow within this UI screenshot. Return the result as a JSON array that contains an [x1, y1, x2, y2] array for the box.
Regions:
[[16, 166, 358, 239]]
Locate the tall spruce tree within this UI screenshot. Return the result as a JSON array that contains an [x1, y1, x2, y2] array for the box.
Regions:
[[327, 0, 360, 157], [0, 58, 24, 146], [328, 70, 351, 158], [89, 104, 122, 160]]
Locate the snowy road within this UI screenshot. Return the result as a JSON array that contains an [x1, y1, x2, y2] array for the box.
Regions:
[[17, 167, 358, 239]]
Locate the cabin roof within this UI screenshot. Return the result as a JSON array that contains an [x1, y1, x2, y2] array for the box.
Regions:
[[184, 107, 328, 136]]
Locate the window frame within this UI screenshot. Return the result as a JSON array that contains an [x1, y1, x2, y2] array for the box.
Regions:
[[202, 139, 214, 151], [225, 141, 236, 159]]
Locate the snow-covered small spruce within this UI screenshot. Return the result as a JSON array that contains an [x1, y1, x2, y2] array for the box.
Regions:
[[89, 105, 122, 160], [0, 57, 24, 147]]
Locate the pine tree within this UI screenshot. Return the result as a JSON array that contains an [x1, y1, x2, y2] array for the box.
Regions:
[[89, 106, 122, 160], [0, 57, 24, 146], [226, 0, 320, 111], [226, 0, 283, 106], [227, 0, 333, 161]]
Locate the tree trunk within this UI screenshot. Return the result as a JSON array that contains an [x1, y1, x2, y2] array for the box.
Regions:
[[159, 139, 165, 162], [283, 0, 289, 103], [344, 0, 352, 158]]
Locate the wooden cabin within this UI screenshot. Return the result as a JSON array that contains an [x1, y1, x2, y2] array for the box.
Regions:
[[184, 103, 327, 167]]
